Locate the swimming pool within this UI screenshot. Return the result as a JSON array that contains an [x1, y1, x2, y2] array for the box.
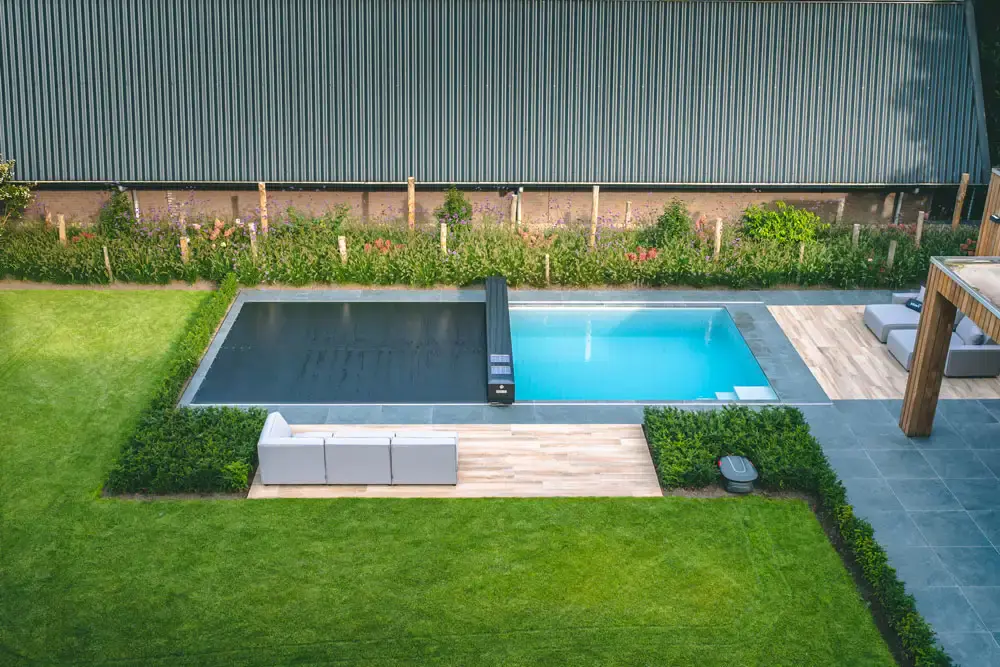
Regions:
[[510, 307, 775, 402]]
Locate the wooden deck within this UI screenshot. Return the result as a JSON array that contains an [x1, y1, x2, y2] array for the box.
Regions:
[[770, 305, 1000, 400], [248, 424, 663, 499]]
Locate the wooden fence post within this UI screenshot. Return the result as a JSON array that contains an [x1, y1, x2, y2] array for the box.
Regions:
[[798, 241, 805, 265], [590, 185, 600, 249], [713, 218, 723, 260], [407, 177, 416, 230], [952, 173, 970, 230], [57, 214, 66, 246], [625, 201, 633, 227], [132, 190, 141, 221], [916, 210, 925, 249], [231, 195, 240, 221], [44, 211, 52, 229], [165, 190, 175, 222], [516, 187, 524, 226], [887, 239, 898, 269], [248, 220, 258, 260], [103, 246, 114, 282], [440, 222, 447, 254], [544, 253, 550, 285], [179, 236, 190, 264], [835, 198, 845, 225], [508, 191, 517, 226], [852, 223, 860, 249], [338, 235, 348, 265], [258, 182, 269, 235]]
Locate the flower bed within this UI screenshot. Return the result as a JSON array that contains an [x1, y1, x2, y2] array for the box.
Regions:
[[643, 406, 952, 667], [0, 195, 976, 289]]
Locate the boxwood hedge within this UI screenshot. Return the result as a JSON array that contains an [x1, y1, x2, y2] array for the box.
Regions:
[[643, 406, 952, 667], [105, 274, 266, 494]]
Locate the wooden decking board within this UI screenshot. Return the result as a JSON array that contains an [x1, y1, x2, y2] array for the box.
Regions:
[[769, 305, 1000, 400], [248, 424, 663, 499]]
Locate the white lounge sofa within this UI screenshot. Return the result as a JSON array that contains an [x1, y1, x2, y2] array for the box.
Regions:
[[390, 431, 459, 485], [256, 412, 327, 484]]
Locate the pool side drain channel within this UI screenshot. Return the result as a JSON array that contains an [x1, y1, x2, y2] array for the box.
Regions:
[[485, 276, 515, 404]]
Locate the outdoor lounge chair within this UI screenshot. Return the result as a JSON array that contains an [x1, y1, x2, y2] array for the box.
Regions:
[[256, 412, 327, 484], [886, 318, 1000, 378], [863, 287, 925, 343]]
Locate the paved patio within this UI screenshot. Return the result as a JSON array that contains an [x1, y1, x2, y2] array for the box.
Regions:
[[803, 399, 1000, 666]]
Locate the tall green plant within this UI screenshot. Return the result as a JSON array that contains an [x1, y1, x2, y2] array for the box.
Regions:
[[638, 200, 692, 247], [435, 186, 473, 233], [97, 190, 137, 239], [0, 156, 32, 228]]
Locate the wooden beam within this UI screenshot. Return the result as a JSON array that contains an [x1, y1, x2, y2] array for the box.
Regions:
[[835, 198, 845, 225], [977, 169, 1000, 256], [57, 214, 66, 246], [952, 173, 969, 230], [407, 177, 416, 230], [852, 223, 860, 249], [624, 200, 633, 227], [915, 210, 925, 249], [899, 265, 958, 436], [517, 187, 524, 226], [440, 222, 447, 254], [258, 182, 269, 235], [589, 186, 599, 249], [102, 245, 114, 282], [713, 218, 723, 260]]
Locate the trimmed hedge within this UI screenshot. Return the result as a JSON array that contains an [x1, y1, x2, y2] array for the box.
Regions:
[[105, 274, 266, 494], [644, 406, 952, 667], [0, 211, 976, 289]]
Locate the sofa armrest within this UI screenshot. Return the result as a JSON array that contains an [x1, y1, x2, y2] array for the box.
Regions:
[[891, 292, 920, 305]]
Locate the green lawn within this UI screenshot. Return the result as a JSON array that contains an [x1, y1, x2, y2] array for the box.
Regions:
[[0, 290, 895, 666]]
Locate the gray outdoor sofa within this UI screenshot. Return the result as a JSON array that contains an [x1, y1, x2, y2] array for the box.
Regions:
[[863, 287, 925, 343], [256, 414, 458, 485], [887, 317, 1000, 378]]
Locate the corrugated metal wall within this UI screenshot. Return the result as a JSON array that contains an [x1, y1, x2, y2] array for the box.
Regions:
[[0, 0, 990, 185]]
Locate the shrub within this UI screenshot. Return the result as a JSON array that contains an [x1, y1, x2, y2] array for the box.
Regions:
[[105, 274, 266, 494], [97, 190, 137, 239], [0, 156, 32, 226], [435, 186, 473, 234], [643, 406, 952, 667], [741, 201, 825, 244], [637, 200, 691, 247]]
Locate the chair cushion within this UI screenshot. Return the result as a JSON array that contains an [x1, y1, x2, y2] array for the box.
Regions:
[[956, 317, 986, 346], [863, 304, 921, 343]]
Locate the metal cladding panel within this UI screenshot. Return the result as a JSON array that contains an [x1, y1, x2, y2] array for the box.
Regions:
[[0, 0, 990, 185]]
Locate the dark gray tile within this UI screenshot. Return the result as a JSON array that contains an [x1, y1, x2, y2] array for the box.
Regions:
[[939, 401, 1000, 425], [936, 631, 1000, 667], [948, 479, 1000, 512], [835, 399, 897, 428], [887, 548, 956, 587], [888, 479, 962, 511], [867, 450, 936, 478], [826, 451, 880, 479], [431, 405, 487, 424], [954, 423, 1000, 449], [981, 400, 1000, 418], [481, 405, 539, 424], [533, 405, 644, 424], [378, 405, 435, 423], [909, 423, 971, 450], [856, 430, 916, 450], [845, 478, 904, 513], [881, 399, 903, 421], [912, 587, 985, 632], [278, 405, 337, 424], [911, 511, 992, 547], [934, 547, 1000, 586], [757, 290, 805, 305], [964, 588, 1000, 632], [977, 451, 1000, 479], [864, 511, 928, 549], [970, 511, 1000, 545], [922, 450, 996, 479], [325, 405, 385, 424]]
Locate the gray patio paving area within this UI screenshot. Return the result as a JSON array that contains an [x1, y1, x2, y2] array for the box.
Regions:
[[803, 399, 1000, 667]]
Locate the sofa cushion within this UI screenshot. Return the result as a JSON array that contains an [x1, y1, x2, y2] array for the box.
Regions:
[[956, 317, 986, 346]]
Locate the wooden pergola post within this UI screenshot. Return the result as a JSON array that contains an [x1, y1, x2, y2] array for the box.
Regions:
[[977, 168, 1000, 256], [899, 264, 958, 436]]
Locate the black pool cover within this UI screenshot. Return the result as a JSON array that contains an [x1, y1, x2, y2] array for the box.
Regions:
[[192, 301, 488, 404]]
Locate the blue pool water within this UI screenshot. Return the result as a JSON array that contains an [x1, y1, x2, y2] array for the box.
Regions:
[[510, 307, 774, 401]]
